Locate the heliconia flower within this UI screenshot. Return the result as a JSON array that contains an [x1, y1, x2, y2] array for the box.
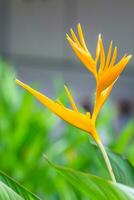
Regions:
[[16, 23, 132, 182], [66, 23, 132, 122], [66, 24, 97, 78], [16, 23, 132, 143]]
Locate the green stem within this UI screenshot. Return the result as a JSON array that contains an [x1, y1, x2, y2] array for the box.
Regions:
[[97, 139, 116, 183]]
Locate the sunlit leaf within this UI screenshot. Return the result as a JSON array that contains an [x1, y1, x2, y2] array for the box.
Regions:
[[0, 181, 23, 200], [44, 156, 134, 200], [91, 142, 134, 187], [0, 171, 41, 200]]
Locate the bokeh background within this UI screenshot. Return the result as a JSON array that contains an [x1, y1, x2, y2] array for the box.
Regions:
[[0, 0, 134, 199]]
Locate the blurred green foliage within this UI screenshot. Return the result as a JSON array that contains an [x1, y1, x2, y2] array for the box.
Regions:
[[0, 58, 134, 199]]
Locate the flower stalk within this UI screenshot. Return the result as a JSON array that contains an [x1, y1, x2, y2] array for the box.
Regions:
[[92, 127, 116, 182], [97, 138, 116, 182]]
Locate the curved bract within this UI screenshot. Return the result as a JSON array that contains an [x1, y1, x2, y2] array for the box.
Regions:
[[16, 79, 98, 142]]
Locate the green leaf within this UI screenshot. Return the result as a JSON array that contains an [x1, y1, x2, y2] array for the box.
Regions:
[[91, 142, 134, 187], [108, 150, 134, 187], [0, 171, 41, 200], [0, 181, 23, 200], [44, 156, 134, 200]]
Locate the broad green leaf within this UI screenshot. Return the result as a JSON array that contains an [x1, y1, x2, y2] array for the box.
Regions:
[[0, 181, 23, 200], [108, 150, 134, 187], [44, 156, 134, 200], [0, 171, 41, 200], [91, 142, 134, 187]]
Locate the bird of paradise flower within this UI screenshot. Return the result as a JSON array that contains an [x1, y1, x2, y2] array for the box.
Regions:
[[16, 23, 132, 182]]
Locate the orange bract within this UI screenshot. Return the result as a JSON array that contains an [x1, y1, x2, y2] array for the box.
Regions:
[[16, 79, 99, 142], [16, 23, 132, 143], [67, 24, 132, 122]]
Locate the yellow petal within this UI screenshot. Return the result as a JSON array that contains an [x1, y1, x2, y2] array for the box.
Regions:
[[95, 34, 101, 63], [98, 35, 105, 74], [16, 79, 99, 140], [104, 41, 113, 70], [109, 46, 117, 68], [69, 25, 95, 69], [67, 35, 96, 76], [70, 28, 81, 48], [92, 83, 114, 122], [64, 85, 78, 112], [67, 34, 95, 66], [98, 55, 132, 92], [16, 79, 56, 110], [77, 23, 89, 53], [100, 81, 115, 108]]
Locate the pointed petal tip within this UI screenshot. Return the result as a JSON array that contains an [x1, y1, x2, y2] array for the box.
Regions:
[[15, 79, 31, 91], [128, 54, 133, 60], [64, 84, 70, 94], [70, 28, 73, 33], [77, 23, 81, 27], [66, 34, 71, 41], [15, 79, 22, 85], [124, 54, 133, 62], [66, 33, 69, 38], [98, 33, 101, 39], [15, 79, 27, 89], [70, 28, 77, 38]]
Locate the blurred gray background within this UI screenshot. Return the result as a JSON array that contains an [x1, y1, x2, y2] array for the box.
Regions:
[[0, 0, 134, 103]]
